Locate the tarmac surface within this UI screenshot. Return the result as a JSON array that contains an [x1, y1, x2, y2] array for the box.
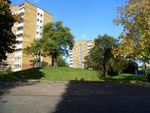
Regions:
[[0, 81, 150, 113]]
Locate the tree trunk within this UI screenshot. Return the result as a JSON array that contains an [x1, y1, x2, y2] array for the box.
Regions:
[[144, 62, 147, 71], [52, 55, 58, 66], [103, 64, 108, 77]]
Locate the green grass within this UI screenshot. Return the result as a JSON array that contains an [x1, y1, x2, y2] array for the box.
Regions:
[[0, 67, 99, 81], [0, 71, 4, 76], [0, 67, 147, 83], [103, 73, 147, 83]]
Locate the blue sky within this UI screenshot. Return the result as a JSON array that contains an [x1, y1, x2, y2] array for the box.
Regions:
[[11, 0, 125, 41], [11, 0, 143, 65]]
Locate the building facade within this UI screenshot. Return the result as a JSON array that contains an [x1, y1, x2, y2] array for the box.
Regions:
[[69, 40, 94, 68], [7, 1, 53, 71]]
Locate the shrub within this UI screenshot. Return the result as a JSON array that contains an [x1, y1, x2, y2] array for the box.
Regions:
[[6, 67, 12, 73], [146, 68, 150, 82]]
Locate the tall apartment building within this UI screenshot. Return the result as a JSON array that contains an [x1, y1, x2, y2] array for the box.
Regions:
[[7, 1, 53, 71], [69, 40, 94, 68]]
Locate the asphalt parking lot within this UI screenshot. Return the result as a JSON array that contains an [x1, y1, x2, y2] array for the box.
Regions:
[[0, 81, 150, 113]]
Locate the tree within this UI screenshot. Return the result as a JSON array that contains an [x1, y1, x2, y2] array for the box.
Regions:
[[113, 0, 150, 64], [24, 21, 74, 66], [84, 34, 118, 77], [24, 40, 43, 67], [123, 60, 138, 73], [110, 56, 129, 75], [57, 56, 69, 67], [0, 0, 18, 61]]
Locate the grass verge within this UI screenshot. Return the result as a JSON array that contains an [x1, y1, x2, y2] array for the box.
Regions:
[[0, 67, 148, 84]]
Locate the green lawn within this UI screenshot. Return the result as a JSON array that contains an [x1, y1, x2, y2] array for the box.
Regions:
[[0, 67, 147, 83], [0, 67, 99, 81], [103, 73, 147, 83]]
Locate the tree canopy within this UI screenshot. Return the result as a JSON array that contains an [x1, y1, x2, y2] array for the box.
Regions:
[[113, 0, 150, 63], [57, 56, 69, 67], [84, 34, 118, 76], [0, 0, 18, 61], [24, 21, 74, 66]]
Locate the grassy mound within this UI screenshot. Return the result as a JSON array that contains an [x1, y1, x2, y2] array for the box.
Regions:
[[0, 67, 99, 81], [0, 67, 147, 83]]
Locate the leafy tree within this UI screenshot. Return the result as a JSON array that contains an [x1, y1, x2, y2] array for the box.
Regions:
[[84, 34, 118, 77], [110, 56, 129, 75], [84, 50, 102, 71], [0, 0, 18, 61], [24, 39, 43, 62], [57, 56, 69, 67], [24, 21, 74, 66], [84, 55, 95, 70], [113, 0, 150, 64], [123, 60, 138, 73]]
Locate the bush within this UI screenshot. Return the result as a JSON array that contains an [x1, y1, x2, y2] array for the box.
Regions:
[[146, 68, 150, 82], [6, 67, 12, 73]]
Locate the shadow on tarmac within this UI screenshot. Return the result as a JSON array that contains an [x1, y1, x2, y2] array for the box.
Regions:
[[51, 81, 150, 113]]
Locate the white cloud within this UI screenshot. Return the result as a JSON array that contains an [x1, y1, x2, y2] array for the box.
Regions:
[[32, 0, 40, 3]]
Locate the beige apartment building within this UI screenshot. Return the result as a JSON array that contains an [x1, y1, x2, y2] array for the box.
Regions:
[[7, 1, 53, 71], [69, 40, 94, 68]]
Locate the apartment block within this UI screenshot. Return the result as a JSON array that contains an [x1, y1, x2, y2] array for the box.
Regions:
[[7, 1, 53, 71], [69, 40, 94, 68]]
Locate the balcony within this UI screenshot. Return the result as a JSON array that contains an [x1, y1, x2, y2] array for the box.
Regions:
[[69, 51, 73, 55], [16, 36, 23, 42], [14, 60, 22, 64], [17, 23, 24, 28], [16, 44, 22, 49], [69, 55, 73, 59], [70, 59, 73, 62], [18, 8, 24, 15], [16, 30, 23, 35], [69, 63, 73, 67], [13, 64, 22, 72], [15, 51, 22, 57]]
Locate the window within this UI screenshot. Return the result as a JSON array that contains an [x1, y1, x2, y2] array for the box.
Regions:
[[14, 24, 16, 27], [38, 13, 40, 16], [19, 7, 24, 10], [15, 57, 21, 61], [15, 64, 21, 69], [12, 58, 14, 62], [37, 19, 39, 22], [9, 59, 11, 62], [40, 14, 42, 17], [36, 25, 39, 29], [17, 27, 23, 31], [148, 60, 150, 64], [37, 32, 39, 35], [40, 20, 42, 23]]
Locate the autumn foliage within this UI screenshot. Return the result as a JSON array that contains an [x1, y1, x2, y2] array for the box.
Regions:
[[113, 0, 150, 62]]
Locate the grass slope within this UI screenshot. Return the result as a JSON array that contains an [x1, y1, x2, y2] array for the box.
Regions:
[[0, 67, 99, 81], [0, 67, 147, 83], [104, 73, 147, 83]]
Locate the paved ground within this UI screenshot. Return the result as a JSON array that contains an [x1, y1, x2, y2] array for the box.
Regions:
[[0, 81, 150, 113]]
